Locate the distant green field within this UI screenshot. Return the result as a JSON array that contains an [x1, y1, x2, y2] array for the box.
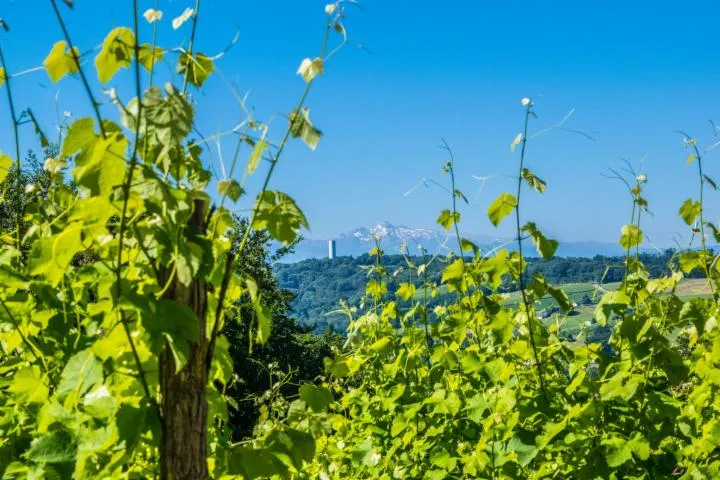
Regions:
[[411, 278, 711, 342]]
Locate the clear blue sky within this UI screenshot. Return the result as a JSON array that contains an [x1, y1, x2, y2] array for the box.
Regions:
[[2, 0, 719, 247]]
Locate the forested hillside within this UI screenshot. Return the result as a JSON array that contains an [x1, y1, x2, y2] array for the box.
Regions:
[[275, 250, 694, 331]]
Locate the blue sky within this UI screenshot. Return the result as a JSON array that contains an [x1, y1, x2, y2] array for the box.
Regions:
[[1, 0, 719, 247]]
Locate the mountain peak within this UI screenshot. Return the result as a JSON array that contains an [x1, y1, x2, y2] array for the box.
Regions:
[[279, 224, 627, 263]]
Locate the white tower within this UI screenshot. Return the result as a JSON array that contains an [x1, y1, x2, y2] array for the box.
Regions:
[[328, 239, 336, 260]]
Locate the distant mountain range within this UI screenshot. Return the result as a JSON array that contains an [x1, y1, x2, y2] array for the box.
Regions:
[[280, 222, 633, 263]]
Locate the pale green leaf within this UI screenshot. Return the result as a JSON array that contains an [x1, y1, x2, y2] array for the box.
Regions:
[[252, 191, 309, 244], [441, 258, 465, 284], [679, 198, 702, 226], [95, 27, 134, 83], [619, 224, 643, 249], [396, 283, 416, 301], [138, 44, 164, 72], [299, 384, 333, 412], [82, 385, 117, 419], [437, 209, 460, 231], [28, 223, 84, 286], [62, 117, 96, 157], [522, 167, 546, 193], [289, 108, 322, 150], [43, 40, 80, 83], [510, 133, 523, 152], [177, 52, 214, 88], [602, 436, 632, 468], [487, 192, 517, 227], [522, 222, 558, 259], [0, 152, 12, 183], [57, 349, 103, 403], [247, 139, 268, 174], [72, 132, 127, 196], [297, 57, 324, 83], [8, 366, 49, 404], [217, 179, 244, 202]]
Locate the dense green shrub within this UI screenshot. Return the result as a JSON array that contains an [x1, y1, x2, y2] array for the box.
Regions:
[[280, 101, 720, 479], [0, 1, 349, 477]]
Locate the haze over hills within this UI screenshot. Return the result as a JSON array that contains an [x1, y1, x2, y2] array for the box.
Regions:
[[281, 222, 630, 263]]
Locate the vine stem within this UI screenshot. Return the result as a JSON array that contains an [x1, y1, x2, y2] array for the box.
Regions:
[[514, 102, 548, 401], [420, 247, 432, 357], [48, 0, 106, 138], [148, 0, 159, 87], [0, 47, 23, 262], [623, 198, 638, 290], [207, 16, 335, 365], [112, 0, 164, 428], [444, 151, 479, 314], [690, 143, 719, 309], [615, 191, 639, 363], [181, 0, 201, 96]]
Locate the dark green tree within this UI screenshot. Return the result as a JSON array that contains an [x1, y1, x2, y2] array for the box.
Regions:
[[0, 148, 55, 237], [222, 219, 342, 440]]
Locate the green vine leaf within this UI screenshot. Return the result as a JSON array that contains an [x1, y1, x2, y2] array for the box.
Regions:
[[289, 108, 322, 150], [530, 274, 572, 312], [62, 117, 96, 157], [247, 139, 268, 175], [396, 283, 416, 301], [82, 385, 117, 419], [618, 224, 643, 249], [297, 57, 324, 83], [226, 446, 285, 478], [678, 198, 702, 226], [299, 384, 333, 412], [8, 366, 49, 404], [487, 192, 517, 227], [28, 223, 84, 286], [0, 152, 12, 183], [521, 168, 546, 193], [246, 277, 272, 345], [522, 222, 557, 259], [150, 299, 200, 343], [252, 191, 309, 245], [177, 52, 214, 88], [594, 290, 630, 326], [72, 132, 127, 196], [510, 133, 522, 152], [437, 209, 460, 231], [24, 429, 78, 464], [603, 437, 632, 468], [95, 27, 135, 83], [138, 44, 164, 72], [43, 40, 80, 82], [217, 179, 244, 202], [441, 258, 465, 290], [57, 349, 103, 403]]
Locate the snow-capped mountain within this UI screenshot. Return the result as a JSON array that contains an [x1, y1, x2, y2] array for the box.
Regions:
[[338, 222, 495, 256], [279, 222, 627, 263]]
